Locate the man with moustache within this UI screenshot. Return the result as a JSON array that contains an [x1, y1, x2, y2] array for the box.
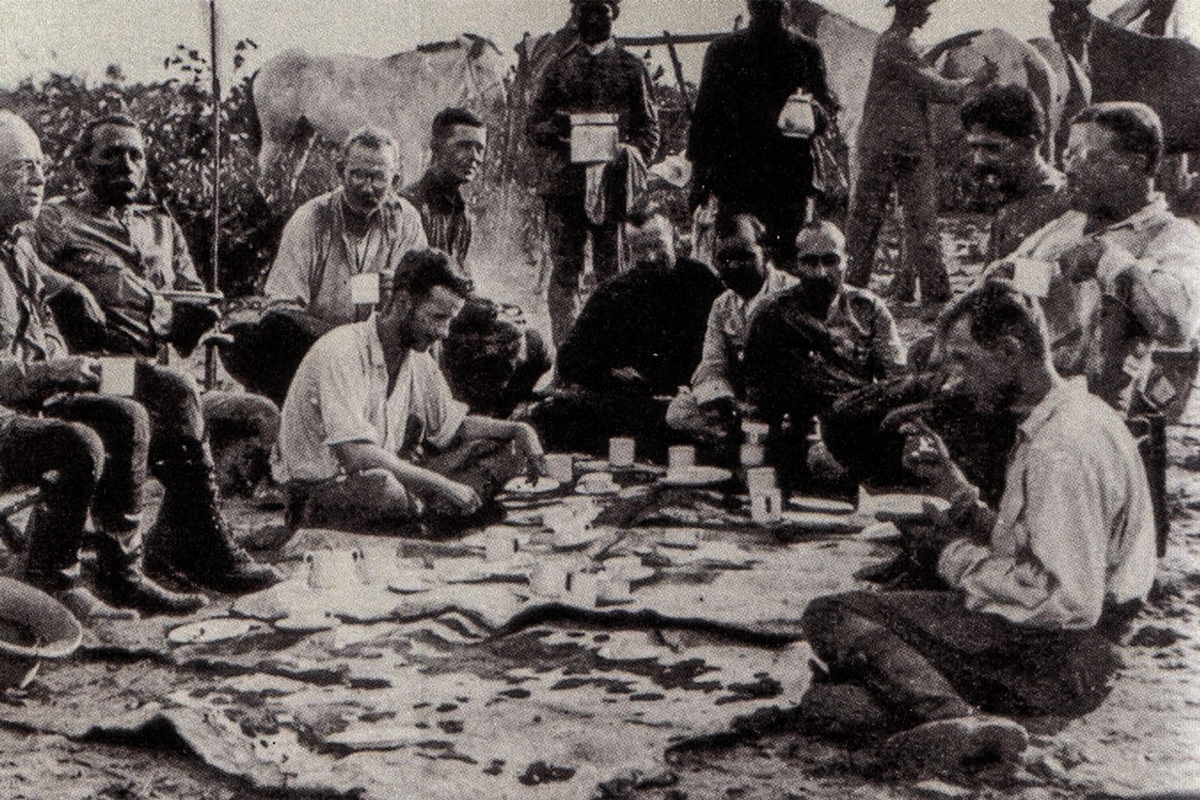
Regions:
[[742, 221, 905, 490], [527, 0, 660, 345], [959, 84, 1071, 262], [274, 248, 546, 531], [798, 282, 1156, 776], [33, 114, 279, 595], [666, 215, 795, 449], [984, 102, 1200, 411]]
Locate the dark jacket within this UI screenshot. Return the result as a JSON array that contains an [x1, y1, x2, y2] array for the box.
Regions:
[[688, 24, 836, 207], [526, 40, 660, 198], [556, 257, 725, 396], [402, 170, 473, 272]]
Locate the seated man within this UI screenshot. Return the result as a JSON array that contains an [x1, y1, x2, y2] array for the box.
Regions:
[[531, 209, 725, 460], [983, 102, 1200, 412], [799, 282, 1157, 776], [666, 214, 795, 452], [742, 221, 905, 491], [274, 249, 546, 532], [960, 83, 1071, 262], [32, 113, 278, 595], [402, 108, 551, 418], [225, 126, 428, 404]]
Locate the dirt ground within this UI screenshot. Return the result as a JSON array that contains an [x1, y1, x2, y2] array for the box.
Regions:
[[1, 215, 1198, 799]]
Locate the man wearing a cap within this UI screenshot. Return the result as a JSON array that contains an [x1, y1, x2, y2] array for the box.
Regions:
[[527, 0, 660, 346], [688, 0, 837, 259], [845, 0, 996, 308]]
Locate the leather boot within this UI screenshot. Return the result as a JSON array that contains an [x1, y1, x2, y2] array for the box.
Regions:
[[143, 442, 280, 595], [92, 536, 207, 616]]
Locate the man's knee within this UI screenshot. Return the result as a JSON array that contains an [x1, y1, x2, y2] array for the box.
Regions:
[[802, 592, 875, 660], [45, 421, 105, 487]]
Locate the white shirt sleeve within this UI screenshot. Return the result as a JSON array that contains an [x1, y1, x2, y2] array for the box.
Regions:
[[264, 203, 319, 309]]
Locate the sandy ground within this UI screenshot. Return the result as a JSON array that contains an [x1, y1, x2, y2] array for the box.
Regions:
[[0, 214, 1198, 799]]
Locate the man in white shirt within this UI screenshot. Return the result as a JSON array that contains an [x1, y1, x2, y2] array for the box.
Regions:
[[982, 102, 1200, 412], [222, 127, 428, 404], [799, 281, 1157, 777], [666, 215, 794, 447], [274, 249, 546, 532]]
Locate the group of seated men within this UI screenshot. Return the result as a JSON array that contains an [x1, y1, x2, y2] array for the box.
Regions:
[[0, 81, 1196, 771]]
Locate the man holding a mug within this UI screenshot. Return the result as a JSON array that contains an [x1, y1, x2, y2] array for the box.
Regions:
[[31, 114, 280, 597]]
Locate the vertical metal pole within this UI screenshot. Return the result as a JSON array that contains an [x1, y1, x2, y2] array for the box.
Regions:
[[205, 0, 222, 390]]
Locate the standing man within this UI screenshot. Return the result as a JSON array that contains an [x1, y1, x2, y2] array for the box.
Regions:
[[800, 282, 1156, 775], [527, 0, 660, 346], [960, 84, 1071, 261], [33, 114, 279, 595], [688, 0, 837, 258], [845, 0, 995, 307], [404, 108, 552, 418]]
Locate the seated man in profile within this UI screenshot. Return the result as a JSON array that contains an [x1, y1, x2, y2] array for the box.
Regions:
[[530, 208, 725, 460], [274, 248, 546, 532], [224, 126, 427, 405], [799, 282, 1157, 778], [402, 107, 551, 419], [666, 214, 794, 454], [960, 83, 1071, 262], [742, 221, 905, 491], [983, 102, 1200, 412]]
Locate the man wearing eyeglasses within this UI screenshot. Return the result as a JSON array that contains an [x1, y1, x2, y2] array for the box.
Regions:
[[742, 221, 905, 490], [234, 127, 427, 405], [982, 102, 1200, 413]]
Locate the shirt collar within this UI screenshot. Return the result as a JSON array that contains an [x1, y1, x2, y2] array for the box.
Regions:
[[1018, 376, 1088, 440], [1101, 192, 1171, 234], [420, 170, 466, 210], [570, 38, 616, 56]]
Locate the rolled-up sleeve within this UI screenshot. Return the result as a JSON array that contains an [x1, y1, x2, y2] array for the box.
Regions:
[[311, 352, 378, 448], [264, 205, 319, 309], [1096, 220, 1200, 346]]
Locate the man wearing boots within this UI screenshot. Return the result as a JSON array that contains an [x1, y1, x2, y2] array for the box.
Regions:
[[274, 248, 547, 532], [798, 282, 1157, 776], [31, 113, 278, 596], [844, 0, 995, 308]]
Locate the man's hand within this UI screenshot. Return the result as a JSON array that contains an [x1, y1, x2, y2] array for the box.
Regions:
[[67, 282, 106, 326], [899, 418, 972, 500], [441, 481, 484, 516], [37, 356, 101, 393], [511, 422, 547, 483], [610, 366, 649, 392], [1059, 239, 1106, 283]]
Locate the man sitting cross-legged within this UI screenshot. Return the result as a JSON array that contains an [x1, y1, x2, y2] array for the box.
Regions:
[[798, 281, 1158, 777], [274, 248, 546, 533]]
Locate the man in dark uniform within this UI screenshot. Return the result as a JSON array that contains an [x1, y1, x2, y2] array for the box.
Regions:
[[844, 0, 995, 308], [688, 0, 837, 259], [527, 0, 660, 346], [33, 115, 279, 595]]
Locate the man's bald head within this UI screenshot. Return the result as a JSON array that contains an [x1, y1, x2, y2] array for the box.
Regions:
[[795, 221, 846, 259], [790, 221, 848, 317], [0, 111, 46, 232]]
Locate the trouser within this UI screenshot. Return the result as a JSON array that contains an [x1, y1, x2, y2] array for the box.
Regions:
[[0, 415, 105, 592], [526, 390, 673, 464], [801, 591, 1125, 733], [219, 308, 336, 406], [545, 198, 622, 347], [285, 438, 524, 534], [845, 147, 949, 303]]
